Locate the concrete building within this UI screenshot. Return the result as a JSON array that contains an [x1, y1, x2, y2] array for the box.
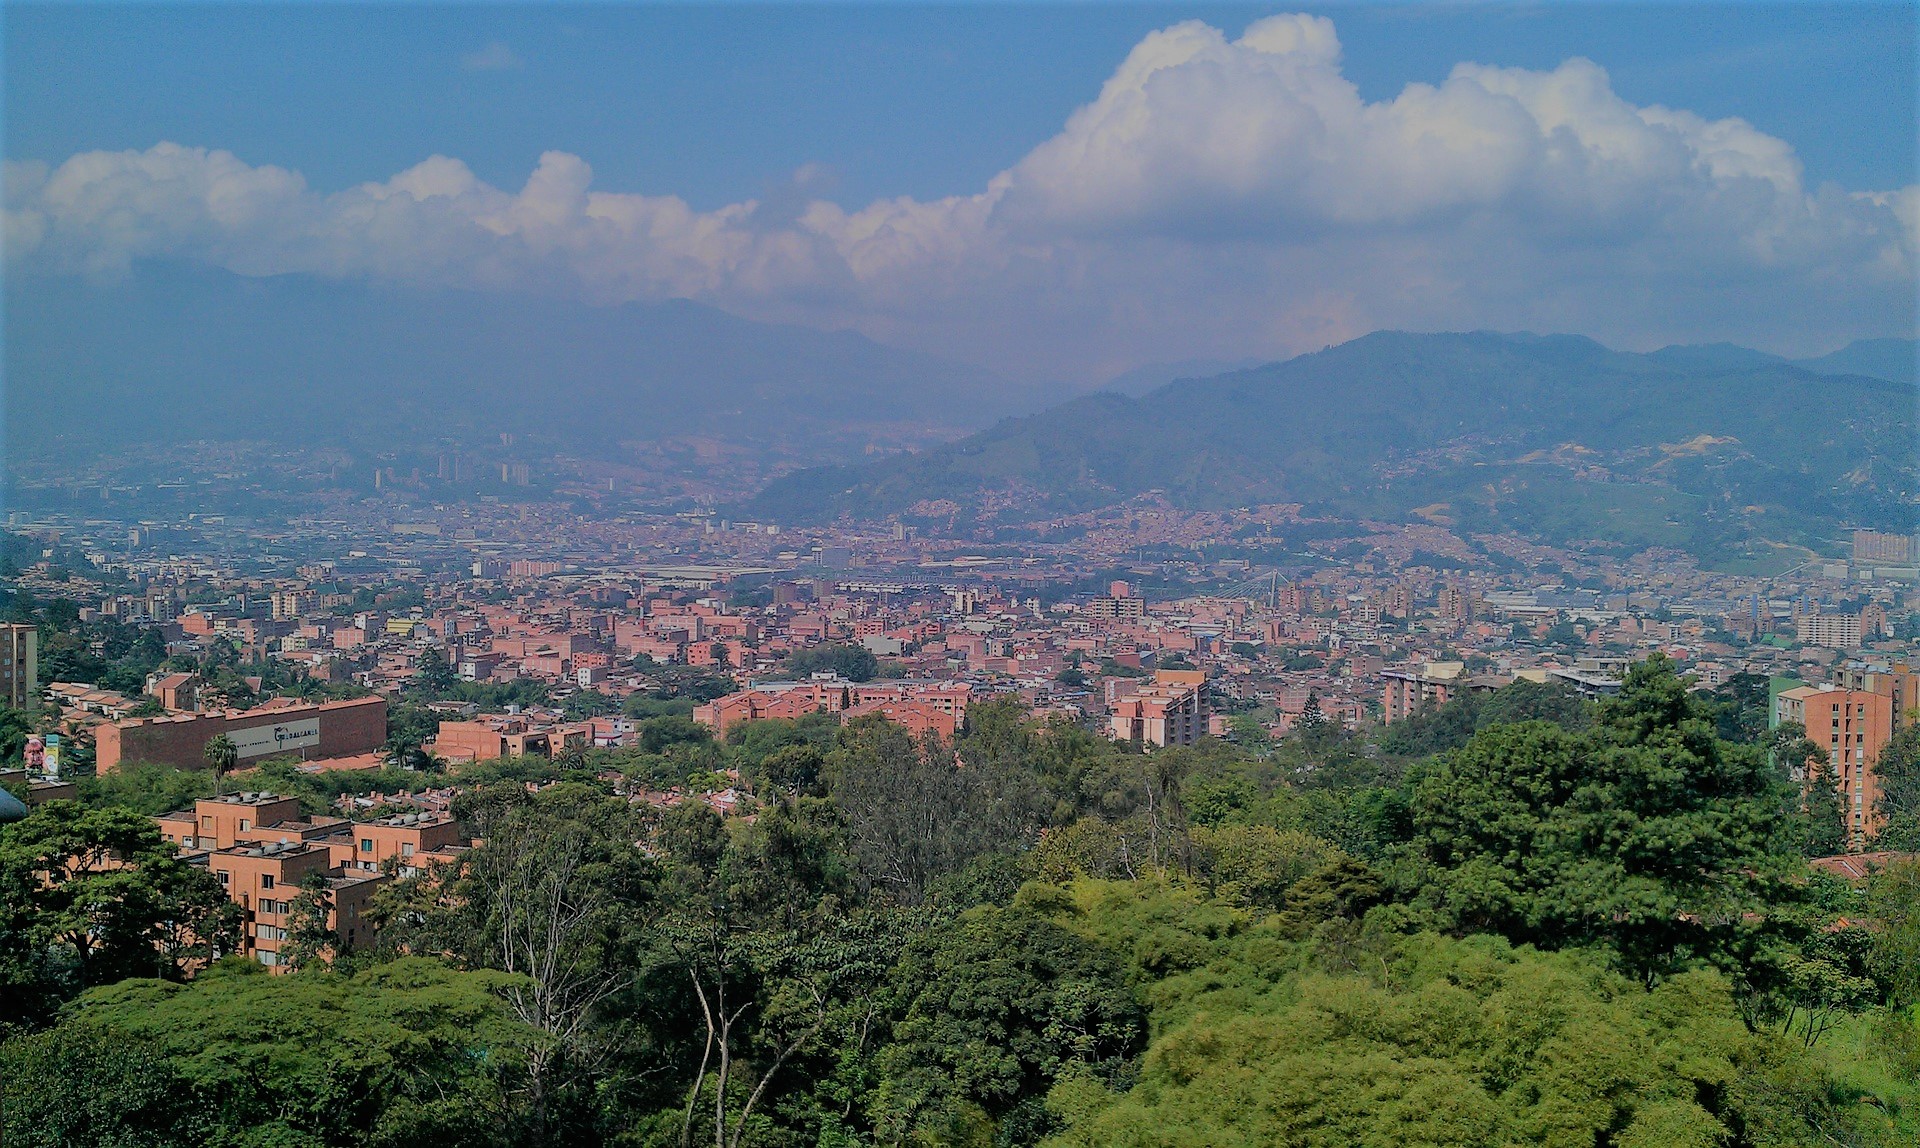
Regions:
[[1800, 613, 1865, 650], [1381, 662, 1467, 723], [1853, 529, 1915, 565], [1109, 669, 1206, 747], [1777, 685, 1897, 846], [1, 622, 37, 708]]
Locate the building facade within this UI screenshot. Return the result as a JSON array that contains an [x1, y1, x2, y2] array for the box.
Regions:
[[1777, 685, 1897, 846], [1, 622, 37, 708], [1109, 669, 1206, 747], [96, 695, 388, 772]]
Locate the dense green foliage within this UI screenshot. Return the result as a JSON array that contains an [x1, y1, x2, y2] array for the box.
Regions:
[[0, 803, 240, 1029], [784, 643, 880, 683], [4, 658, 1915, 1146], [3, 958, 534, 1148]]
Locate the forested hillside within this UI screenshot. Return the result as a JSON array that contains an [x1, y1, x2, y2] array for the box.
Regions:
[[4, 659, 1917, 1147], [748, 332, 1916, 557]]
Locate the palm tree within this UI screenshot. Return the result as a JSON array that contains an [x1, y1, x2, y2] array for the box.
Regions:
[[203, 734, 239, 796], [385, 733, 422, 771]]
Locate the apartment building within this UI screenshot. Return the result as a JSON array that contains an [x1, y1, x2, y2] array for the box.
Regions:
[[432, 714, 590, 762], [1777, 685, 1896, 845], [694, 678, 973, 738], [1852, 529, 1915, 565], [156, 793, 466, 968], [1381, 662, 1467, 723], [206, 841, 384, 969], [1833, 660, 1919, 727], [1799, 613, 1865, 650], [1, 622, 37, 708], [1109, 669, 1206, 747]]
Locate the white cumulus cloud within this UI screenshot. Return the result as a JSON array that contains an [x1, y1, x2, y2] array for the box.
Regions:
[[5, 14, 1913, 378]]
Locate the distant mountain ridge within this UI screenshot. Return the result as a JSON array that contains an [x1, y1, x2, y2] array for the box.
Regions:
[[1650, 338, 1915, 385], [4, 264, 1041, 463], [747, 331, 1917, 554]]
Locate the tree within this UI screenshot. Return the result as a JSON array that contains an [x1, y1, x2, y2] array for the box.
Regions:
[[201, 734, 237, 796], [1410, 656, 1784, 980], [1044, 928, 1887, 1148], [75, 762, 214, 817], [282, 871, 336, 972], [0, 802, 241, 1026], [1765, 720, 1847, 856], [0, 1023, 206, 1147], [655, 798, 906, 1148], [1705, 671, 1772, 745], [784, 644, 879, 683], [1866, 858, 1920, 1009], [757, 744, 824, 797], [410, 647, 459, 698], [371, 784, 657, 1133], [563, 688, 615, 719], [871, 901, 1144, 1143], [826, 715, 1043, 904], [35, 958, 536, 1147], [1871, 723, 1920, 850]]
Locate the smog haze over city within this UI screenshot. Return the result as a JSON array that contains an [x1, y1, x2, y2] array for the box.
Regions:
[[2, 4, 1918, 1148]]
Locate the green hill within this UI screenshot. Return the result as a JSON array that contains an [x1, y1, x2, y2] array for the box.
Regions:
[[748, 331, 1916, 554]]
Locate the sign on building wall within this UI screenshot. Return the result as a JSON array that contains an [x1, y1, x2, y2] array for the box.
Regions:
[[229, 718, 321, 758]]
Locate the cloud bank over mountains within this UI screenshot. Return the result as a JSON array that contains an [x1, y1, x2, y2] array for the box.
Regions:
[[6, 14, 1914, 379]]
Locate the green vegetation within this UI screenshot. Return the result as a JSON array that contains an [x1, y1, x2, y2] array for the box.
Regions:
[[784, 642, 880, 682], [748, 332, 1916, 559], [3, 658, 1915, 1146]]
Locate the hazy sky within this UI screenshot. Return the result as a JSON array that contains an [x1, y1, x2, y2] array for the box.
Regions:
[[6, 2, 1916, 380]]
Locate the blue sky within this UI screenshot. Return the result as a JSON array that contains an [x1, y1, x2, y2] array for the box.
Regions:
[[8, 3, 1912, 205], [5, 4, 1916, 377]]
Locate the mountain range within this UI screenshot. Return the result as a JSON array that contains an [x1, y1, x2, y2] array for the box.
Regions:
[[7, 265, 1913, 557], [747, 331, 1916, 555], [3, 265, 1041, 465]]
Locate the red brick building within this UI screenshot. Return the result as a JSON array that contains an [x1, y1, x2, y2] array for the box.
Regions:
[[96, 695, 388, 772], [157, 793, 467, 970]]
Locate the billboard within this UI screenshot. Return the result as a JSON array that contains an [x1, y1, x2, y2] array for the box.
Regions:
[[229, 718, 321, 759]]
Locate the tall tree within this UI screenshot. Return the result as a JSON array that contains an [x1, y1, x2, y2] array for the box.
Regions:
[[0, 802, 241, 1025], [657, 798, 907, 1148], [371, 784, 658, 1133], [1871, 723, 1920, 850], [1411, 656, 1784, 980], [201, 734, 237, 796]]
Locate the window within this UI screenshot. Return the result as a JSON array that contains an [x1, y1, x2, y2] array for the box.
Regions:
[[360, 839, 374, 853], [260, 874, 275, 889], [217, 870, 230, 886], [239, 819, 251, 832], [202, 816, 214, 831], [258, 951, 280, 967], [401, 843, 415, 857], [256, 925, 286, 941]]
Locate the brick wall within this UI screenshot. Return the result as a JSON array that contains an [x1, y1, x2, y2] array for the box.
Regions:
[[98, 696, 388, 771]]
